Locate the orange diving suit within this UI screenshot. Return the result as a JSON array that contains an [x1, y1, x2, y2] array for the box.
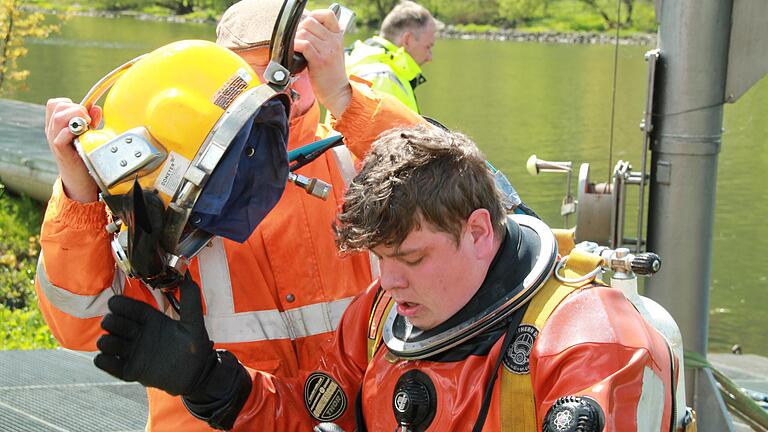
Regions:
[[199, 215, 677, 431]]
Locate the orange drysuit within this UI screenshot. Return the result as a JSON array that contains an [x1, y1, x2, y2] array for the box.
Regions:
[[35, 81, 423, 431], [223, 227, 676, 431]]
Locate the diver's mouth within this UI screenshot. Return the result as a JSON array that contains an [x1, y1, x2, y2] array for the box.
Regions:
[[396, 301, 422, 318]]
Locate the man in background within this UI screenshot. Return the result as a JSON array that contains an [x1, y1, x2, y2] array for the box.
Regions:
[[345, 0, 436, 113]]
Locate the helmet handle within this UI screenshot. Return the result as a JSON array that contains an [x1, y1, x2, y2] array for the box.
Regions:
[[79, 55, 145, 109], [266, 0, 308, 86]]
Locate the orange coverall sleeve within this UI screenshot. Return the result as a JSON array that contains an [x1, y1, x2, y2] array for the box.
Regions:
[[530, 288, 674, 432], [331, 78, 426, 160], [230, 283, 375, 431], [35, 178, 157, 351]]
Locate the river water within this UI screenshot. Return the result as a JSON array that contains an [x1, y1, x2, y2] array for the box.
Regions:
[[9, 15, 767, 355]]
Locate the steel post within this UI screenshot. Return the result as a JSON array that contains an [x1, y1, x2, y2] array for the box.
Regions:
[[646, 1, 734, 430]]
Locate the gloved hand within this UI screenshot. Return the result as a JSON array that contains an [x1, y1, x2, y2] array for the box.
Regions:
[[94, 273, 216, 396]]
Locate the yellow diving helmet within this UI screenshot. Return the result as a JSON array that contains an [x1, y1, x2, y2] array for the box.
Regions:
[[71, 0, 308, 289]]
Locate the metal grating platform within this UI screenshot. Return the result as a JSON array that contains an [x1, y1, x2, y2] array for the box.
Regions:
[[0, 349, 147, 432]]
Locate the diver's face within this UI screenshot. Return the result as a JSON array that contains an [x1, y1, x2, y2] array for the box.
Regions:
[[235, 46, 315, 116], [402, 20, 436, 66], [372, 213, 491, 330]]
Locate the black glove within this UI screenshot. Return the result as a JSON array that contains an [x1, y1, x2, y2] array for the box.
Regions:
[[96, 273, 252, 429], [94, 273, 215, 396]]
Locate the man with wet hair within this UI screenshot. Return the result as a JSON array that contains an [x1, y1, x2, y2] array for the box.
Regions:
[[345, 1, 436, 113], [98, 124, 677, 431]]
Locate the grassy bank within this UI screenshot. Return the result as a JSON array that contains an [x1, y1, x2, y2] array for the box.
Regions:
[[23, 0, 657, 36], [0, 189, 57, 350]]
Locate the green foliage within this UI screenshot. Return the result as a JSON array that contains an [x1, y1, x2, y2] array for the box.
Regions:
[[510, 0, 656, 33], [0, 190, 54, 350], [342, 0, 656, 33], [0, 0, 62, 95], [498, 0, 546, 25], [546, 2, 608, 32], [630, 1, 657, 33], [569, 13, 607, 31], [423, 0, 501, 26], [22, 0, 657, 33], [0, 191, 42, 309], [0, 304, 57, 349], [453, 23, 499, 34], [178, 6, 219, 21], [94, 0, 151, 11], [140, 4, 173, 15]]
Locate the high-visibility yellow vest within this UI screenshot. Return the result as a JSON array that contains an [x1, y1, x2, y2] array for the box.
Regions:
[[346, 36, 425, 113]]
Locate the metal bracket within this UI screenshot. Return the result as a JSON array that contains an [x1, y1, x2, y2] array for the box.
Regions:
[[88, 127, 166, 189], [266, 0, 308, 88], [636, 48, 660, 253], [265, 61, 291, 87]]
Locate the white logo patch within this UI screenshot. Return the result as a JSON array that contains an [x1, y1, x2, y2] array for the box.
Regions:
[[503, 324, 539, 374], [154, 151, 190, 197], [394, 390, 410, 413]]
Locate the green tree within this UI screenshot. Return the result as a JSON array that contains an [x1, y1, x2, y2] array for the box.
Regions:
[[577, 0, 634, 28], [97, 0, 151, 11], [154, 0, 194, 14], [424, 0, 500, 25], [370, 0, 399, 24], [0, 0, 60, 95], [339, 0, 398, 26], [498, 0, 547, 25]]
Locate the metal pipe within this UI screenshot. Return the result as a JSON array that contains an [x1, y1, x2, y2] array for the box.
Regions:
[[645, 1, 734, 429]]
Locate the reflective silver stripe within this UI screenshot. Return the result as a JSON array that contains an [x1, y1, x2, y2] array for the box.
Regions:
[[204, 297, 354, 344], [36, 252, 124, 319], [197, 237, 235, 315], [205, 309, 290, 343], [283, 297, 353, 340], [196, 237, 354, 343], [368, 253, 381, 281], [637, 366, 665, 432], [331, 145, 356, 187], [330, 145, 380, 280], [351, 63, 408, 95]]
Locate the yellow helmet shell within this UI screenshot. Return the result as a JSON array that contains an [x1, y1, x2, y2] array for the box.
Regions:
[[77, 40, 261, 204]]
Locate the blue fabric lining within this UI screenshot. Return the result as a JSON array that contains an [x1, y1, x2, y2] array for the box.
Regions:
[[190, 99, 289, 243]]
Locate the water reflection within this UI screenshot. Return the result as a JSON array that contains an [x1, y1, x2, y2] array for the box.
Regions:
[[10, 14, 768, 355]]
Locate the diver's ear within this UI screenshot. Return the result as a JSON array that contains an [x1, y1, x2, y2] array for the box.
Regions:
[[400, 30, 414, 50], [465, 209, 495, 259]]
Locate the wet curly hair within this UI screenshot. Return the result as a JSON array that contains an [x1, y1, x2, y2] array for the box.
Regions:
[[334, 124, 506, 253]]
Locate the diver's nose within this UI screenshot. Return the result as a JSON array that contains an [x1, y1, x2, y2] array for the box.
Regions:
[[378, 259, 407, 292]]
